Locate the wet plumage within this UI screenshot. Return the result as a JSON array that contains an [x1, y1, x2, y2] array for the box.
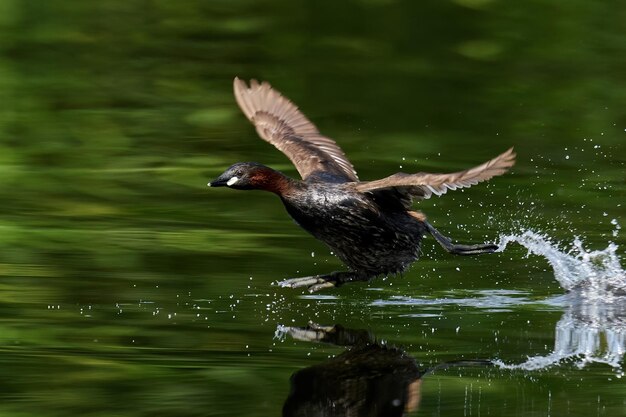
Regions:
[[209, 78, 516, 291]]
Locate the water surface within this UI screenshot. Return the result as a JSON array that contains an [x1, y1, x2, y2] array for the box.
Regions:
[[0, 1, 625, 416]]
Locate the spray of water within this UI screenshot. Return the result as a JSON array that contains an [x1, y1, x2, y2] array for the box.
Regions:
[[497, 229, 626, 298], [494, 225, 626, 372]]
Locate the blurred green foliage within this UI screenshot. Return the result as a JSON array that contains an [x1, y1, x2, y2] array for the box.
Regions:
[[0, 0, 624, 416]]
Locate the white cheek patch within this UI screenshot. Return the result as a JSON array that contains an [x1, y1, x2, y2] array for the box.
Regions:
[[227, 176, 239, 186]]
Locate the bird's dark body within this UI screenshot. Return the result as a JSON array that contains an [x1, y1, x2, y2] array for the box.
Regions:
[[208, 78, 515, 291], [281, 179, 426, 276]]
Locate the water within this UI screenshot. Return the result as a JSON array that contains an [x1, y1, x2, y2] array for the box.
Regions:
[[494, 229, 626, 372], [498, 229, 625, 296], [1, 1, 625, 416]]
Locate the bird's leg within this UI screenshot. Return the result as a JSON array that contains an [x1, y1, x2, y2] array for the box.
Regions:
[[277, 271, 369, 292], [424, 221, 498, 255]]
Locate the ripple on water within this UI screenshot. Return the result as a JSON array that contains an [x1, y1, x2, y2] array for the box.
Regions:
[[370, 290, 536, 311]]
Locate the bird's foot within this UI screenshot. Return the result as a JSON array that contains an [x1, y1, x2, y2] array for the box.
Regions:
[[278, 322, 374, 346], [277, 275, 337, 293], [279, 321, 336, 342], [424, 221, 500, 256], [277, 271, 368, 292], [450, 242, 499, 255]]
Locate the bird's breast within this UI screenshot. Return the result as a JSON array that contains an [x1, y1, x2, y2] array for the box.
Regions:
[[282, 188, 377, 229]]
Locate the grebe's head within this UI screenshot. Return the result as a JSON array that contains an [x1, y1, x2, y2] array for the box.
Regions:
[[208, 162, 276, 190]]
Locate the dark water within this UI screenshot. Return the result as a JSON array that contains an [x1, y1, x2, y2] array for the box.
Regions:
[[1, 1, 625, 416]]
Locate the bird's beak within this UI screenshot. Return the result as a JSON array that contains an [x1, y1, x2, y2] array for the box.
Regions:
[[207, 175, 225, 187], [207, 179, 226, 187], [208, 172, 241, 188]]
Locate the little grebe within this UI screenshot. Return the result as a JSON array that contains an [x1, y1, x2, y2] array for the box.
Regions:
[[209, 78, 516, 292]]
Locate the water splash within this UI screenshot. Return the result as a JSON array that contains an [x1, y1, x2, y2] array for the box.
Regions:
[[495, 228, 626, 372], [495, 294, 626, 373], [497, 229, 626, 298]]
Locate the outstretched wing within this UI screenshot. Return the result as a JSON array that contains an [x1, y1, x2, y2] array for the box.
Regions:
[[233, 77, 358, 182], [356, 148, 515, 208]]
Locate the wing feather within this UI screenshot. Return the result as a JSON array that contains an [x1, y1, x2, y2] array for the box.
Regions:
[[233, 77, 358, 181], [356, 148, 515, 206]]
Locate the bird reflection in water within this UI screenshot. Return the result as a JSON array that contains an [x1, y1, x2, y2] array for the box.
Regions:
[[278, 323, 492, 417]]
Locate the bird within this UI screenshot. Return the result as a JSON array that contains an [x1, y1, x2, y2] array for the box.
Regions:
[[280, 322, 493, 416], [208, 77, 516, 292]]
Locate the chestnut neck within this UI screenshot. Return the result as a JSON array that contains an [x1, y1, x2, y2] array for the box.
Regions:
[[251, 167, 301, 196]]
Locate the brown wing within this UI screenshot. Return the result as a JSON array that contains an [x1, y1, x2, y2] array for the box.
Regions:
[[233, 77, 358, 181], [356, 148, 515, 207]]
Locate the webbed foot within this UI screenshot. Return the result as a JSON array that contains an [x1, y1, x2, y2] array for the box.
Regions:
[[277, 271, 368, 292], [277, 275, 337, 292], [279, 321, 336, 342], [279, 322, 374, 346], [425, 221, 499, 256]]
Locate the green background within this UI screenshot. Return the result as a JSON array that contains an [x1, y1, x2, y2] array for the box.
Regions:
[[0, 0, 624, 416]]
